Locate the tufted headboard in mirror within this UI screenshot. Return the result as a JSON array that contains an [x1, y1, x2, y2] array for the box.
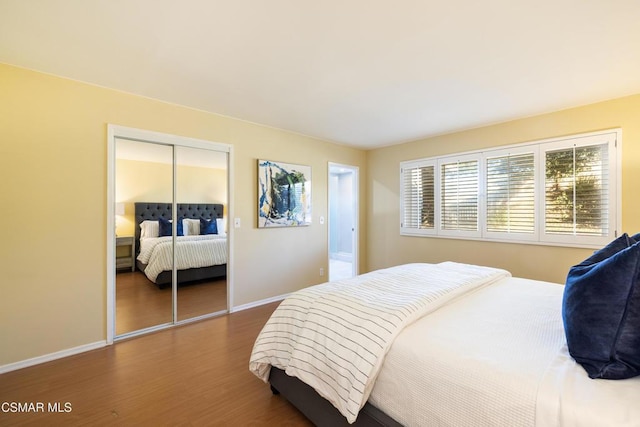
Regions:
[[134, 202, 224, 255]]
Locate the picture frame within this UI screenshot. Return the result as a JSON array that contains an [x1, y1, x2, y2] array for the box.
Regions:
[[258, 159, 311, 227]]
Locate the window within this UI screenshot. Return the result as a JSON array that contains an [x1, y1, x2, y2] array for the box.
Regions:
[[439, 155, 480, 236], [401, 161, 435, 232], [541, 134, 614, 247], [400, 130, 619, 248], [485, 149, 536, 239]]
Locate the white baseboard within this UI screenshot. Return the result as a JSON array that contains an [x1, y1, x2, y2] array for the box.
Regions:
[[0, 341, 106, 375], [1, 296, 288, 374], [230, 292, 289, 313]]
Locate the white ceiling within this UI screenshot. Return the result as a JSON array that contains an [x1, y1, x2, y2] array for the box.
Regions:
[[1, 0, 639, 149]]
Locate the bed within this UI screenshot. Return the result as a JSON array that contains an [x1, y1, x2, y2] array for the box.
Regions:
[[249, 236, 640, 426], [134, 202, 227, 287]]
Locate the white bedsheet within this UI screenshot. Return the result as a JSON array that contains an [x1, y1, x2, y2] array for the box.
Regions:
[[368, 277, 640, 427], [249, 262, 510, 423], [536, 345, 640, 427], [137, 235, 227, 282]]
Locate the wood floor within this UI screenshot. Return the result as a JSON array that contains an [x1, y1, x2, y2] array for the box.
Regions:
[[116, 271, 228, 335], [0, 302, 313, 426]]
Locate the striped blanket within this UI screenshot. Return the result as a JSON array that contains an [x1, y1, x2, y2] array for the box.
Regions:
[[249, 262, 510, 423], [137, 235, 227, 282]]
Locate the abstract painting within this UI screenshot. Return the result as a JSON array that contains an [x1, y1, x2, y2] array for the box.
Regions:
[[258, 159, 311, 227]]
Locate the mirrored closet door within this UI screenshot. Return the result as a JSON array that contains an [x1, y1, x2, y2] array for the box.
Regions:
[[110, 127, 230, 340], [175, 146, 228, 322], [115, 139, 174, 335]]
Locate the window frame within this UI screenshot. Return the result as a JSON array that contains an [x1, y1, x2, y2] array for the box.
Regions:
[[400, 159, 437, 236], [437, 152, 482, 240], [399, 129, 621, 249], [538, 133, 618, 247], [483, 145, 539, 243]]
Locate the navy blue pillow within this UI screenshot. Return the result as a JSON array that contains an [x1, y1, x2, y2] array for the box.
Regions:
[[582, 233, 635, 264], [200, 217, 218, 235], [158, 217, 183, 236], [563, 234, 640, 379]]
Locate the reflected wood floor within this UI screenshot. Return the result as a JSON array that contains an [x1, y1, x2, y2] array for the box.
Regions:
[[0, 302, 313, 426], [116, 271, 228, 335]]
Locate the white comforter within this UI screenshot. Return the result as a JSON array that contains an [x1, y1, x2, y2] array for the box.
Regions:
[[249, 262, 510, 423], [137, 235, 227, 282], [369, 276, 640, 426]]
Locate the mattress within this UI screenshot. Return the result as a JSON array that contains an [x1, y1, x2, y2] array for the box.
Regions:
[[137, 234, 227, 282]]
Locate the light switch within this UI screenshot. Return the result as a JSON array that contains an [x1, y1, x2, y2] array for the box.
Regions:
[[234, 218, 241, 228], [319, 216, 325, 225]]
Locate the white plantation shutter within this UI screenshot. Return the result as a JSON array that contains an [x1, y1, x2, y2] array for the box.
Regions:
[[486, 152, 535, 233], [544, 143, 609, 236], [401, 162, 435, 234], [399, 129, 618, 248], [440, 158, 478, 231]]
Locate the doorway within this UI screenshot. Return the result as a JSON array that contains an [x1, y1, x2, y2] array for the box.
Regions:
[[328, 163, 358, 281]]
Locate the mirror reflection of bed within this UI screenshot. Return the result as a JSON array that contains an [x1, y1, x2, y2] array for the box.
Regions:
[[115, 203, 228, 335], [114, 138, 229, 337]]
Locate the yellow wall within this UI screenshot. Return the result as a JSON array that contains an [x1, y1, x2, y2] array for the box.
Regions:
[[0, 63, 367, 366], [367, 94, 640, 283]]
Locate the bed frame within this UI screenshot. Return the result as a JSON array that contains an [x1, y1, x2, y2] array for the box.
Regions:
[[269, 367, 401, 427], [134, 202, 226, 287]]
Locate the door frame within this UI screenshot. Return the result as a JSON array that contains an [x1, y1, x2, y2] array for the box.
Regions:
[[106, 124, 234, 344], [327, 162, 359, 280]]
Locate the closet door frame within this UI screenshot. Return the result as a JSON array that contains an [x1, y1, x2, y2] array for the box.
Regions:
[[106, 124, 234, 344]]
